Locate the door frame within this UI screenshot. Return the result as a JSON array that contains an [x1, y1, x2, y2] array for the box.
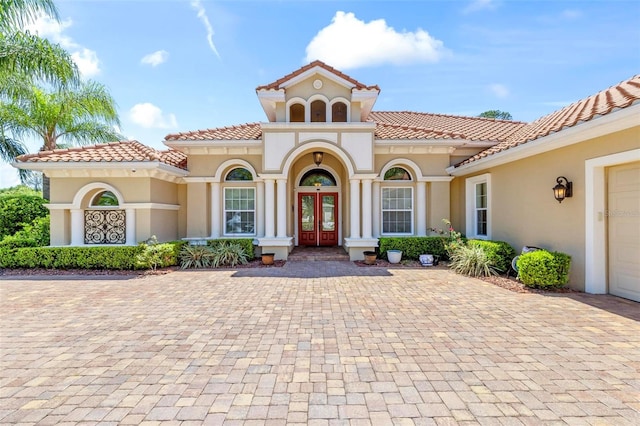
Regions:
[[297, 191, 339, 246], [585, 148, 640, 295], [294, 166, 342, 247]]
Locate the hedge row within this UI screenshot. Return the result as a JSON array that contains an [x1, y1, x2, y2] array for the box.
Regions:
[[0, 238, 255, 270], [378, 237, 447, 260]]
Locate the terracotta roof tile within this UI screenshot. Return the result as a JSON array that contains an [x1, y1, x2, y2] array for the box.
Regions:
[[16, 141, 187, 170], [256, 60, 380, 91], [368, 111, 526, 142], [457, 75, 640, 167], [164, 123, 262, 141], [375, 123, 465, 140]]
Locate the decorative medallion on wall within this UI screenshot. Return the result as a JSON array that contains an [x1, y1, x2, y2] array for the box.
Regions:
[[313, 79, 323, 89]]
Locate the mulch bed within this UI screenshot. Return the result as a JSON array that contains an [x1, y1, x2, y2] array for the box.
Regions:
[[2, 260, 576, 295], [0, 259, 286, 278]]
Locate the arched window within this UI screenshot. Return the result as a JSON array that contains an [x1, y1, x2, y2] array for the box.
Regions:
[[310, 100, 326, 122], [382, 167, 413, 235], [384, 167, 412, 181], [300, 169, 336, 186], [290, 103, 305, 122], [332, 102, 347, 122], [224, 167, 255, 235], [85, 190, 125, 244], [91, 190, 119, 206], [226, 167, 253, 181]]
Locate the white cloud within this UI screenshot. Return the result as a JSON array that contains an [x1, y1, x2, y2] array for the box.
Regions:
[[489, 83, 509, 99], [463, 0, 497, 14], [305, 11, 446, 69], [71, 48, 100, 77], [23, 13, 101, 77], [562, 9, 582, 20], [141, 50, 169, 67], [129, 103, 178, 129], [190, 0, 220, 57]]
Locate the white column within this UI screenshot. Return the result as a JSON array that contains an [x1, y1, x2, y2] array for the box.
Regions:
[[264, 179, 275, 238], [416, 181, 427, 236], [372, 181, 380, 237], [361, 179, 372, 239], [350, 179, 360, 239], [125, 208, 136, 245], [210, 182, 221, 238], [71, 209, 84, 246], [276, 179, 287, 238], [256, 181, 265, 237]]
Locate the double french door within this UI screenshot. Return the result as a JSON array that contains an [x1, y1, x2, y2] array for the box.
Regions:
[[298, 192, 338, 246]]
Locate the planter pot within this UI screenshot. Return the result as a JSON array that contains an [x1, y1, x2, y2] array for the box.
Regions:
[[387, 250, 402, 264], [261, 253, 275, 265], [363, 251, 377, 265], [419, 254, 440, 267]]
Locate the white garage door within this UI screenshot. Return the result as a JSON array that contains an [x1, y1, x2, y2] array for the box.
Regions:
[[608, 162, 640, 302]]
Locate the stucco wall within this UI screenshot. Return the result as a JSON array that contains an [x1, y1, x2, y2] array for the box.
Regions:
[[286, 76, 351, 102], [50, 177, 151, 204], [451, 126, 639, 290], [188, 155, 263, 177], [150, 209, 180, 242], [374, 154, 450, 176]]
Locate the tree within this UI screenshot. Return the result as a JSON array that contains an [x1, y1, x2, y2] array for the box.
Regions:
[[478, 110, 513, 120], [0, 80, 122, 198], [0, 0, 78, 90]]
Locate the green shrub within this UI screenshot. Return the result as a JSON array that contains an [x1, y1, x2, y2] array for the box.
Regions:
[[0, 246, 145, 269], [179, 245, 214, 269], [207, 238, 255, 259], [210, 241, 249, 267], [467, 239, 516, 273], [448, 244, 497, 277], [136, 236, 178, 270], [378, 237, 446, 260], [0, 194, 48, 239], [517, 250, 571, 288], [0, 235, 39, 249]]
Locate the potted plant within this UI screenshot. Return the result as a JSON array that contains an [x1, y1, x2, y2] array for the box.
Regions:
[[387, 249, 402, 264], [261, 253, 275, 265], [363, 251, 377, 265]]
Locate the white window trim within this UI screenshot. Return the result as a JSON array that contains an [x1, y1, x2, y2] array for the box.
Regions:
[[223, 187, 256, 237], [381, 186, 414, 235], [465, 173, 491, 239]]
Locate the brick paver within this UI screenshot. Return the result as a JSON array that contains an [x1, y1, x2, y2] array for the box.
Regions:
[[1, 261, 639, 424]]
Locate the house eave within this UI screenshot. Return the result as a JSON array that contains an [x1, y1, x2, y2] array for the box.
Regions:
[[447, 104, 640, 176], [12, 161, 188, 182]]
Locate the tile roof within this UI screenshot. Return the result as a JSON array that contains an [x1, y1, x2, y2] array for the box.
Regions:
[[374, 122, 466, 140], [255, 60, 380, 92], [16, 141, 187, 170], [369, 111, 525, 142], [457, 75, 640, 166], [165, 123, 262, 141]]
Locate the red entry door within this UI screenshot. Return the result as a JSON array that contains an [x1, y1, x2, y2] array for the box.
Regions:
[[298, 192, 338, 246]]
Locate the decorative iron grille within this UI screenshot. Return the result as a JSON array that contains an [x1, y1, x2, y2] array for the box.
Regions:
[[84, 210, 126, 244]]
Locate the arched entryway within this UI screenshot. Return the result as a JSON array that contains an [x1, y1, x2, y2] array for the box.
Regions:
[[297, 169, 339, 246]]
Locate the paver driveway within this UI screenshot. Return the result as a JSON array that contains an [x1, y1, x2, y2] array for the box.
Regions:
[[1, 262, 639, 425]]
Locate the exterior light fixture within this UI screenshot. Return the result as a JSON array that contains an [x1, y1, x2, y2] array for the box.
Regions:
[[553, 176, 573, 203], [313, 151, 324, 166]]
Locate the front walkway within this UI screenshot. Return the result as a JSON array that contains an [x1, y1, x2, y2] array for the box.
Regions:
[[1, 262, 639, 425]]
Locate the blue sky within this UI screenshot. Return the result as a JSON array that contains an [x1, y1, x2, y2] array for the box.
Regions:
[[2, 0, 639, 187]]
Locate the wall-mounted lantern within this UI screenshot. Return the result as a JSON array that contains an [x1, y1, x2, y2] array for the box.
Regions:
[[553, 176, 573, 203], [313, 151, 324, 166]]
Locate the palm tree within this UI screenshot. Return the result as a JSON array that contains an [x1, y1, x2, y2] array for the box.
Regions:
[[1, 80, 122, 198], [0, 0, 78, 89]]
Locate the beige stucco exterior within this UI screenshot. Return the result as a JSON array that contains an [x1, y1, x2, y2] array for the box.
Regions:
[[451, 125, 640, 291], [15, 62, 638, 300]]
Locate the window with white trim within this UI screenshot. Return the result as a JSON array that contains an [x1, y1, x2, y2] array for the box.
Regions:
[[224, 188, 255, 235], [382, 187, 413, 234], [465, 174, 491, 239]]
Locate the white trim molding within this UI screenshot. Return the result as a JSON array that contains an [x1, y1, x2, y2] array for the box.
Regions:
[[465, 173, 492, 239], [585, 148, 640, 294]]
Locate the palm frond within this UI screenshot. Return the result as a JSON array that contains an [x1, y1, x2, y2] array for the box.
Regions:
[[0, 0, 59, 32]]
